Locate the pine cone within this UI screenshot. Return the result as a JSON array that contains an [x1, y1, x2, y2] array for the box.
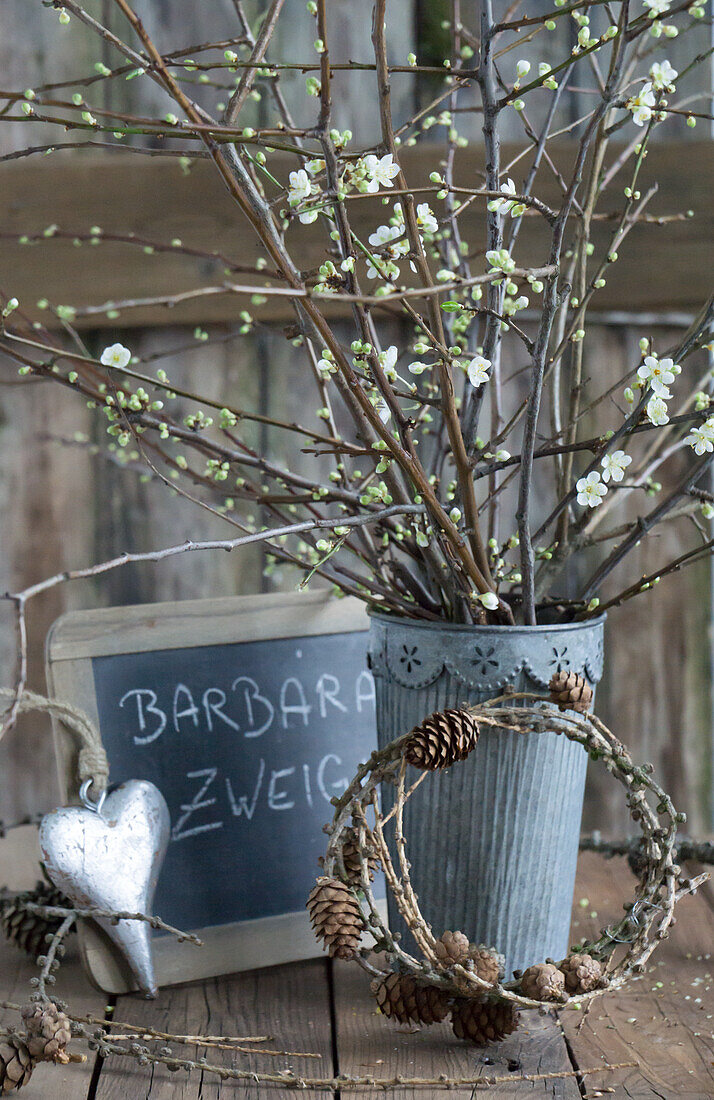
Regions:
[[558, 953, 603, 994], [468, 945, 504, 986], [0, 883, 74, 960], [404, 709, 479, 771], [434, 930, 470, 967], [519, 963, 566, 1002], [372, 972, 449, 1026], [451, 998, 519, 1044], [627, 841, 649, 879], [337, 828, 379, 888], [0, 1036, 34, 1092], [21, 1004, 71, 1064], [548, 670, 593, 714], [306, 877, 364, 959]]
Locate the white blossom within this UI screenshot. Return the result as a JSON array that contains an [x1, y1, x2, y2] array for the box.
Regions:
[[649, 59, 677, 89], [380, 345, 399, 381], [363, 153, 399, 193], [638, 355, 676, 395], [467, 354, 491, 387], [576, 470, 608, 508], [100, 343, 131, 368], [368, 223, 406, 252], [375, 398, 391, 424], [416, 202, 438, 234], [287, 168, 320, 223], [287, 168, 312, 205], [646, 395, 670, 425], [366, 223, 407, 277], [408, 361, 431, 375], [487, 178, 524, 218], [643, 0, 670, 15], [628, 82, 656, 126], [686, 421, 714, 455], [601, 449, 632, 483]]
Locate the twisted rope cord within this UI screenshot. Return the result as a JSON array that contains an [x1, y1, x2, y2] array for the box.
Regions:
[[0, 688, 109, 793]]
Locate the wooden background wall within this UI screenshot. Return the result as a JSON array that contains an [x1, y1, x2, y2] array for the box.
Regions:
[[0, 1, 712, 853]]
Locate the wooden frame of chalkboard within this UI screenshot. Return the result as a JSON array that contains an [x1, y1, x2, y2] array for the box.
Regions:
[[45, 590, 385, 992]]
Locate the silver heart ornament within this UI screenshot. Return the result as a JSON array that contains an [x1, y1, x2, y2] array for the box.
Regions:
[[39, 779, 170, 997]]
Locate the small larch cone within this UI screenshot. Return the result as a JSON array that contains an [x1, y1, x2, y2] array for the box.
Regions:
[[548, 670, 593, 714], [468, 945, 504, 986], [306, 877, 364, 960], [404, 709, 479, 771], [337, 828, 380, 887], [0, 1036, 34, 1092], [451, 998, 519, 1044], [0, 882, 74, 961], [559, 953, 604, 994], [519, 962, 566, 1002], [627, 841, 649, 880], [372, 972, 449, 1026], [434, 930, 470, 967], [21, 1003, 72, 1064]]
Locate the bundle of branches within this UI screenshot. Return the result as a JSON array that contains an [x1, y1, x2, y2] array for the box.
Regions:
[[1, 0, 713, 655]]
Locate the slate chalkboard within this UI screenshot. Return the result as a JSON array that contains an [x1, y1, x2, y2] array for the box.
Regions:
[[91, 630, 378, 932], [46, 591, 385, 990]]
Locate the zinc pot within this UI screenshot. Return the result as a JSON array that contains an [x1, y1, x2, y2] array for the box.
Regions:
[[367, 612, 605, 976]]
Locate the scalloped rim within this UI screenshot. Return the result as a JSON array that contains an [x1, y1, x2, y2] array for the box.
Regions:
[[368, 615, 605, 690]]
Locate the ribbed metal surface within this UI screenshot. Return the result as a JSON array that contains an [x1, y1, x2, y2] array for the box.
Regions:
[[370, 617, 604, 977]]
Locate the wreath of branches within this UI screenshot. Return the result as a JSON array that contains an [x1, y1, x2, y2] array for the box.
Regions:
[[319, 695, 708, 1012]]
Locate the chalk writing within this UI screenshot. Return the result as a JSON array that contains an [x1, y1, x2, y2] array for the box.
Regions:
[[118, 672, 370, 745], [92, 629, 379, 929], [169, 754, 348, 840]]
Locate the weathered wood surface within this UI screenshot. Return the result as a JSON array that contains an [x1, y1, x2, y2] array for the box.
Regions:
[[92, 959, 335, 1100], [0, 936, 105, 1100], [0, 142, 712, 327], [564, 853, 714, 1099], [0, 855, 712, 1097], [333, 962, 582, 1098], [0, 377, 96, 822]]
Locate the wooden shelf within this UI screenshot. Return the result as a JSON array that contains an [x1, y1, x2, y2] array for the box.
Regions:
[[1, 141, 711, 329]]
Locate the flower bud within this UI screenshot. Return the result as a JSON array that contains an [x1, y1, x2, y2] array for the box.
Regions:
[[478, 592, 500, 610]]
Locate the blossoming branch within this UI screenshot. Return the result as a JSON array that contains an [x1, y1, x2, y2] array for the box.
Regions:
[[0, 0, 713, 637]]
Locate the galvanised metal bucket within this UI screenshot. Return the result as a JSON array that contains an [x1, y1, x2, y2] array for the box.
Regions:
[[367, 613, 605, 977]]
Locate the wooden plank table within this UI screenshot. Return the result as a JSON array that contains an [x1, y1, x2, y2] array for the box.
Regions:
[[1, 853, 712, 1098]]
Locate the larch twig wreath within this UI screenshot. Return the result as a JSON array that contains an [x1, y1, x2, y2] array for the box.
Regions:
[[309, 681, 707, 1044]]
